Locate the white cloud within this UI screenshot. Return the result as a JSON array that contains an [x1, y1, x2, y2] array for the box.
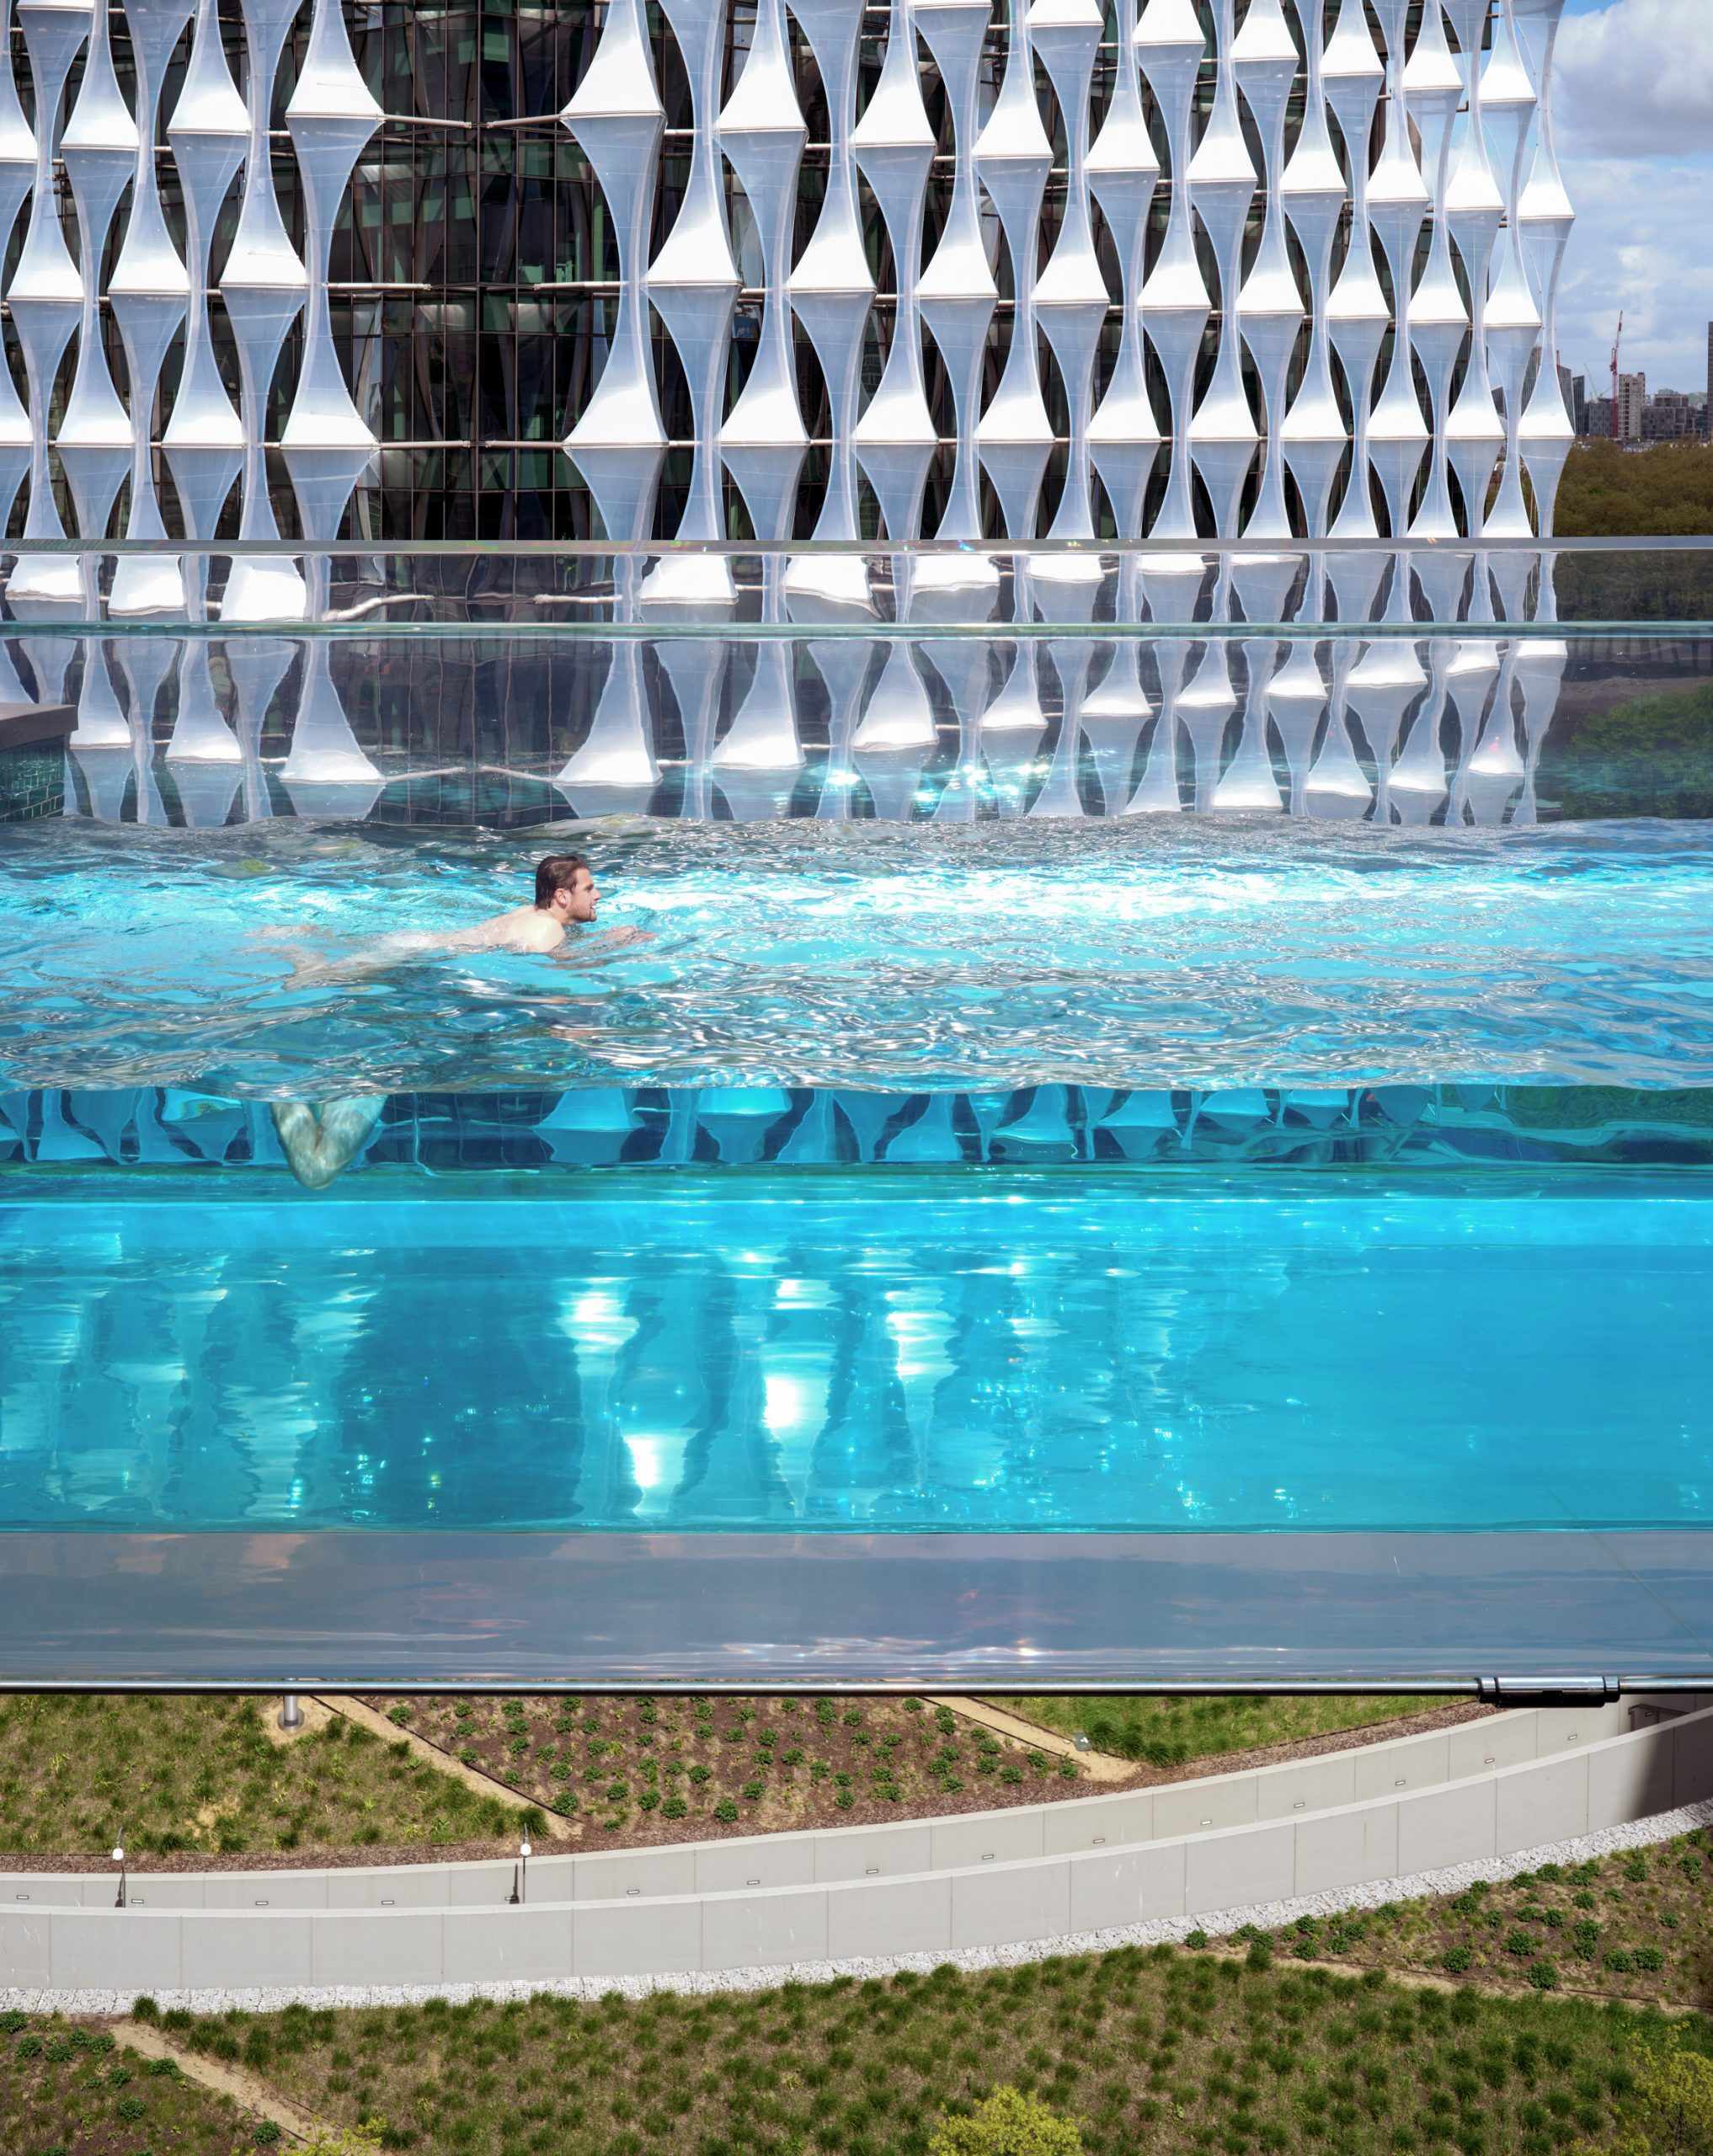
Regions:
[[1556, 0, 1713, 157], [1555, 153, 1713, 392]]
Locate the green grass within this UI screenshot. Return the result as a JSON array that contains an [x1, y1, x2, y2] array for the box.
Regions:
[[0, 2011, 260, 2153], [147, 1947, 1683, 2155], [0, 1696, 537, 1859], [995, 1696, 1441, 1770], [1232, 1828, 1713, 2009]]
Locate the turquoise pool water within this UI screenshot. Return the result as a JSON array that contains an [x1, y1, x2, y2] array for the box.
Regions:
[[3, 1172, 1708, 1537], [3, 815, 1713, 1095]]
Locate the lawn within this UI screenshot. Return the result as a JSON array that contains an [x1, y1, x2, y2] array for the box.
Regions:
[[1223, 1825, 1713, 2010], [376, 1694, 1084, 1845], [997, 1695, 1445, 1769], [0, 1696, 538, 1861], [0, 2012, 259, 2154], [136, 1945, 1678, 2155]]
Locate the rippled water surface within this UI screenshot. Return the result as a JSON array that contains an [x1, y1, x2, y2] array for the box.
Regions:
[[3, 1176, 1710, 1534], [3, 816, 1711, 1094]]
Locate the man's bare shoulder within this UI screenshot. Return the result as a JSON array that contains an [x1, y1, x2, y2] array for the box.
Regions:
[[461, 905, 566, 953]]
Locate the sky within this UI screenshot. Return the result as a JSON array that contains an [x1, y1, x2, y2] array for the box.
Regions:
[[1554, 0, 1713, 394]]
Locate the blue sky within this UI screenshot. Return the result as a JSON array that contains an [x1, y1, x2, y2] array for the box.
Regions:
[[1553, 0, 1713, 393]]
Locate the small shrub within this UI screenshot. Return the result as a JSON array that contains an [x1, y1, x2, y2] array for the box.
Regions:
[[387, 1706, 412, 1727], [1635, 1945, 1665, 1972], [1604, 1950, 1636, 1974], [131, 1997, 159, 2022], [1444, 1948, 1474, 1976], [300, 2127, 386, 2156], [1185, 1932, 1209, 1951], [1525, 1961, 1558, 1991], [928, 2084, 1083, 2155], [254, 2121, 284, 2145], [714, 1799, 739, 1824]]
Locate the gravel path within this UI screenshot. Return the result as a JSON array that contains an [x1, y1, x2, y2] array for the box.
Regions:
[[7, 1793, 1711, 2018]]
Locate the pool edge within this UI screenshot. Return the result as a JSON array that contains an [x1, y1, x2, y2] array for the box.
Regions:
[[2, 1529, 1709, 1689]]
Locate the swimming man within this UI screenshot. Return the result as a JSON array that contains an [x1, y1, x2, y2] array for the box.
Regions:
[[270, 852, 638, 1187], [462, 851, 606, 953]]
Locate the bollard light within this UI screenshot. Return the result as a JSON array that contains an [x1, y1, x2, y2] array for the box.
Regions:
[[520, 1837, 531, 1905], [112, 1841, 127, 1910]]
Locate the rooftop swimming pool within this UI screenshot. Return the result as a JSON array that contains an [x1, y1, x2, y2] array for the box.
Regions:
[[3, 545, 1711, 1687], [5, 816, 1713, 1096]]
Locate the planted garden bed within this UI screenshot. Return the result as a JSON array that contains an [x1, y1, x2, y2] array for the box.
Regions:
[[375, 1694, 1086, 1844], [1001, 1695, 1470, 1772], [0, 2012, 258, 2154], [133, 1942, 1674, 2156], [1219, 1828, 1713, 2006], [0, 1696, 536, 1866]]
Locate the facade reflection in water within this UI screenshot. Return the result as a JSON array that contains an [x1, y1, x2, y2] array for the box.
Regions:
[[5, 1177, 1710, 1535], [47, 547, 1574, 830]]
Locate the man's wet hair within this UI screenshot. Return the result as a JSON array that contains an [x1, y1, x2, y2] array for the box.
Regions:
[[535, 853, 590, 908]]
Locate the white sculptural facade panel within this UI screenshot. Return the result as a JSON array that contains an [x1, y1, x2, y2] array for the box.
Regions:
[[562, 0, 1574, 550], [0, 2, 1572, 573], [0, 0, 1579, 832]]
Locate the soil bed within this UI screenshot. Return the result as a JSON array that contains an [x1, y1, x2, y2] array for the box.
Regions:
[[373, 1692, 1090, 1845]]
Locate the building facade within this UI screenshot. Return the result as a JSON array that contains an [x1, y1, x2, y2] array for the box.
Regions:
[[0, 0, 1572, 591]]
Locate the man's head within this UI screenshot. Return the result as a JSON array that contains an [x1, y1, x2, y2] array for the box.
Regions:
[[534, 853, 598, 922]]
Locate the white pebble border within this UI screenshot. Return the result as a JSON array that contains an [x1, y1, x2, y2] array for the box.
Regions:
[[8, 1794, 1710, 2020]]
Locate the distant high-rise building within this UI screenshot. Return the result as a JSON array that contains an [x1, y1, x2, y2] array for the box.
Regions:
[[1643, 389, 1700, 440], [1569, 371, 1589, 437], [1618, 372, 1649, 442], [1706, 323, 1712, 434]]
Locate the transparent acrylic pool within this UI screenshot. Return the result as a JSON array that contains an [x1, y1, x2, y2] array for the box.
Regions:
[[5, 1171, 1710, 1539], [3, 544, 1712, 1683]]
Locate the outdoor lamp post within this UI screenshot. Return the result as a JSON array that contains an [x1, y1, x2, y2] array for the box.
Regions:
[[516, 1836, 531, 1905], [112, 1840, 126, 1909]]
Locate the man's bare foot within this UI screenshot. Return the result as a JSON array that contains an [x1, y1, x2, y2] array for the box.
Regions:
[[271, 1097, 387, 1191]]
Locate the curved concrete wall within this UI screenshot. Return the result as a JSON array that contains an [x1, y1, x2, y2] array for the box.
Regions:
[[3, 1702, 1706, 1993]]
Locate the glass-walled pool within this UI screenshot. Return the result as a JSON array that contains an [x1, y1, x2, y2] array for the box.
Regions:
[[3, 542, 1712, 1690]]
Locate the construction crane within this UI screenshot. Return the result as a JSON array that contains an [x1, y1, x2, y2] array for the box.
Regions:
[[1610, 313, 1624, 440]]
